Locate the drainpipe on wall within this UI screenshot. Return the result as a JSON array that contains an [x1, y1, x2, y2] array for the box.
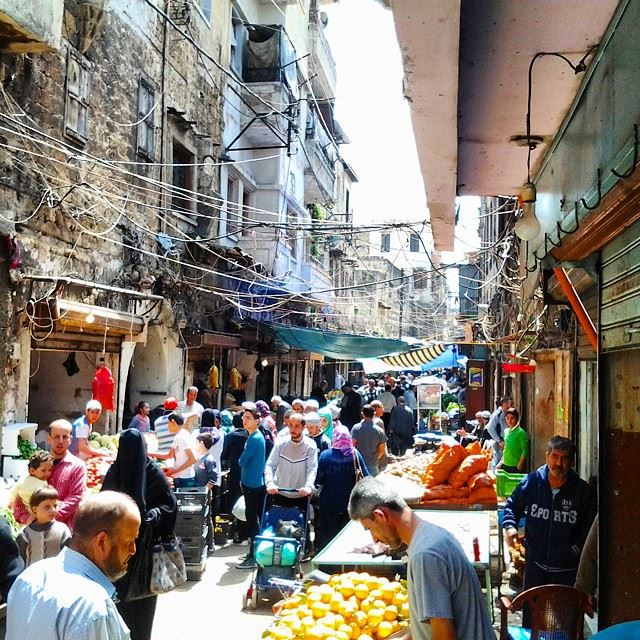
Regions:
[[553, 267, 598, 352]]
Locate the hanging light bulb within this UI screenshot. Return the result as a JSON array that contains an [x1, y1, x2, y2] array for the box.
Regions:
[[514, 182, 541, 241], [261, 358, 269, 368], [85, 311, 95, 324]]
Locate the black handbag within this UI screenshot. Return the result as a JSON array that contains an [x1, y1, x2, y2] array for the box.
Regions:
[[116, 522, 154, 602]]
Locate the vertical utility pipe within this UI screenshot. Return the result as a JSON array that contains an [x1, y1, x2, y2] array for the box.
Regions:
[[552, 267, 598, 352], [398, 269, 404, 339]]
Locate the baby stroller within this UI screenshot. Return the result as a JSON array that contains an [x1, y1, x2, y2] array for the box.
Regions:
[[243, 490, 311, 610]]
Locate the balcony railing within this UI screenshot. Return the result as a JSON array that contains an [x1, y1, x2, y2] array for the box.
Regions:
[[309, 21, 337, 98]]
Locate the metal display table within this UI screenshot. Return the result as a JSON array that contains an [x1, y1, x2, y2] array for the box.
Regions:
[[312, 510, 493, 614]]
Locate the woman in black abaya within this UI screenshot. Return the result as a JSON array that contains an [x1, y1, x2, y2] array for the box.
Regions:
[[102, 429, 177, 640]]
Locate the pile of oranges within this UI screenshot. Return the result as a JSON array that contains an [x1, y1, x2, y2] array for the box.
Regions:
[[263, 572, 409, 640]]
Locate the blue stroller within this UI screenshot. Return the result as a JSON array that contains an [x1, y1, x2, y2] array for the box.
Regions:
[[242, 492, 311, 609]]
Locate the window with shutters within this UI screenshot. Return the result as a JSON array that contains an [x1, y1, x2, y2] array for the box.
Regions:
[[230, 12, 245, 76], [64, 49, 90, 144], [171, 142, 195, 215], [136, 79, 155, 160]]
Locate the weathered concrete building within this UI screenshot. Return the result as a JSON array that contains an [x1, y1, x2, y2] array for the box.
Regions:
[[0, 0, 227, 434], [0, 0, 362, 447]]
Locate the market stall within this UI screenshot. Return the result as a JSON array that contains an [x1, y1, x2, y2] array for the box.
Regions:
[[414, 376, 443, 432], [311, 510, 493, 614]]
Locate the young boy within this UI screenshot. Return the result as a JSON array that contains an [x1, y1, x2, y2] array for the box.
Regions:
[[9, 450, 53, 524], [16, 486, 71, 566], [149, 412, 196, 488]]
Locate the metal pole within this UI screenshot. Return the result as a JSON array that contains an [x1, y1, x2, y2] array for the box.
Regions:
[[398, 269, 404, 339]]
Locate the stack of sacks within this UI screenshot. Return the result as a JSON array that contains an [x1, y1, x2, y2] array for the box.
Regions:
[[420, 442, 497, 506]]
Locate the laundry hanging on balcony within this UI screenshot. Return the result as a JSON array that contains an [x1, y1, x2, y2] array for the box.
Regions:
[[244, 25, 297, 91]]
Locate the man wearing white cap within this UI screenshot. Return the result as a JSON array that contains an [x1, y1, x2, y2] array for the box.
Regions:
[[70, 400, 108, 461], [303, 399, 320, 414], [305, 413, 330, 454], [456, 410, 493, 448]]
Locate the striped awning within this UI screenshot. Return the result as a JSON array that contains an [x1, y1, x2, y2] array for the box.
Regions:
[[380, 343, 448, 368]]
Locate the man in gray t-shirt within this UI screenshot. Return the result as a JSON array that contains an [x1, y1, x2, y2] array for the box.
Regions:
[[348, 478, 494, 640], [350, 404, 387, 476], [408, 521, 495, 640]]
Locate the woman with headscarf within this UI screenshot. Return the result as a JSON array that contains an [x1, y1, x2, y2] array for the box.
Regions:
[[101, 429, 177, 640], [314, 425, 369, 551], [220, 410, 234, 435], [318, 406, 334, 441], [255, 400, 276, 432], [254, 400, 276, 458]]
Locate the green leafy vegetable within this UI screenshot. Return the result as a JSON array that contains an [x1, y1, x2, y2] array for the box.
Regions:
[[0, 506, 20, 537], [17, 435, 37, 460]]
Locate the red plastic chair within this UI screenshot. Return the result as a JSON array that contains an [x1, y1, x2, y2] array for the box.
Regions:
[[499, 584, 589, 640]]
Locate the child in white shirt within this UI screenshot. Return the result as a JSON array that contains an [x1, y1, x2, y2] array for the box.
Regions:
[[149, 412, 196, 488]]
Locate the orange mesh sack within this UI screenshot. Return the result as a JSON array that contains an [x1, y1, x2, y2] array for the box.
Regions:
[[465, 441, 482, 455], [422, 484, 470, 502], [423, 444, 468, 488], [467, 485, 498, 504], [448, 454, 489, 488], [421, 498, 470, 506], [467, 471, 495, 491]]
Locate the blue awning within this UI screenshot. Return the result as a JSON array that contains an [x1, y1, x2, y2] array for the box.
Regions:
[[221, 276, 293, 322], [270, 325, 413, 360], [420, 345, 466, 371]]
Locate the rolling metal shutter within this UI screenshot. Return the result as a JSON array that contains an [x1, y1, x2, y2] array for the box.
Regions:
[[600, 218, 640, 351]]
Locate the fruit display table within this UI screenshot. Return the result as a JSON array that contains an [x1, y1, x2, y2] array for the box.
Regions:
[[312, 510, 493, 614]]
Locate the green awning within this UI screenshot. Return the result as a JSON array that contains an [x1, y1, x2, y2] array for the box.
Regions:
[[270, 325, 412, 360]]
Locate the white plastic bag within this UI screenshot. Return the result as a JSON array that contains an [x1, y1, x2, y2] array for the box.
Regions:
[[232, 495, 246, 521]]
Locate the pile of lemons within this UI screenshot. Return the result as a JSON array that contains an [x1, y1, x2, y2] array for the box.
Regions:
[[262, 572, 410, 640]]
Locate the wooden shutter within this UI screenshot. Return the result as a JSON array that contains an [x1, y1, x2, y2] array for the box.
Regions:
[[64, 49, 90, 143]]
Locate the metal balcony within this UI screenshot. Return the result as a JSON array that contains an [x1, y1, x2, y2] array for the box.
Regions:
[[309, 21, 337, 100], [304, 137, 336, 204]]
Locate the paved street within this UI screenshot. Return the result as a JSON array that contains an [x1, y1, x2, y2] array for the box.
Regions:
[[151, 543, 276, 640]]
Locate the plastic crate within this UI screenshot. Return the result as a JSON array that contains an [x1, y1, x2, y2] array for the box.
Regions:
[[175, 487, 209, 514], [177, 525, 208, 548], [175, 514, 208, 539], [181, 541, 207, 565], [496, 470, 526, 498]]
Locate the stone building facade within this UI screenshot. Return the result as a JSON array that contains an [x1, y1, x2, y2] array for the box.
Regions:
[[0, 0, 359, 440], [0, 0, 228, 431]]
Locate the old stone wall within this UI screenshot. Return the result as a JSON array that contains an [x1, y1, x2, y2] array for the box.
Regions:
[[0, 0, 227, 424]]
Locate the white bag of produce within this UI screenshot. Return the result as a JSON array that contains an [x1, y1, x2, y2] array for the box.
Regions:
[[232, 495, 246, 521]]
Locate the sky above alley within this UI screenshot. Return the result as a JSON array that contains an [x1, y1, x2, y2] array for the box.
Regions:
[[324, 0, 480, 258], [324, 0, 429, 226]]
